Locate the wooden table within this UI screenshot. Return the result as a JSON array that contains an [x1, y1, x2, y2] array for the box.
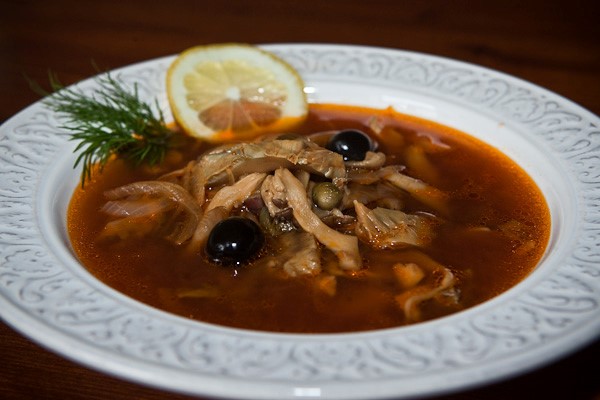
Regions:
[[1, 1, 599, 399]]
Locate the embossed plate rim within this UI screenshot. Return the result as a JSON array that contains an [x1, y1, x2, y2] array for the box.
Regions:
[[0, 43, 599, 400]]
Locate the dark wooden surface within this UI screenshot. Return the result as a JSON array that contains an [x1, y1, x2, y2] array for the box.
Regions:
[[1, 1, 599, 399]]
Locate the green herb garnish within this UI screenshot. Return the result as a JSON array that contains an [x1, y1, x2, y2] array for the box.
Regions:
[[34, 72, 173, 187]]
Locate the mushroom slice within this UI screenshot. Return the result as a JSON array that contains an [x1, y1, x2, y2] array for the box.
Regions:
[[205, 172, 267, 212], [395, 265, 456, 322], [187, 173, 267, 252], [199, 138, 347, 187], [382, 170, 449, 216], [344, 151, 386, 169], [260, 173, 288, 217], [102, 181, 201, 244], [391, 250, 459, 322], [354, 201, 436, 249], [277, 168, 362, 271], [271, 231, 321, 277]]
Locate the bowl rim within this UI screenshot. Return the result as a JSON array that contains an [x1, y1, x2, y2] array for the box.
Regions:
[[0, 43, 599, 400]]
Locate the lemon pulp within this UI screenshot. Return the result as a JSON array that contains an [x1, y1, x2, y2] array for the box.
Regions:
[[167, 44, 308, 141]]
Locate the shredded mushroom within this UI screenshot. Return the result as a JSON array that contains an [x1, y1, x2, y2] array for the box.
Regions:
[[277, 168, 362, 271], [99, 130, 466, 323]]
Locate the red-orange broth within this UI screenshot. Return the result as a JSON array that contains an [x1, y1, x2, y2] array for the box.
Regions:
[[68, 104, 550, 333]]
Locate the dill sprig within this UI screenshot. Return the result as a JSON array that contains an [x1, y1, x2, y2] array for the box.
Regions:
[[35, 72, 173, 187]]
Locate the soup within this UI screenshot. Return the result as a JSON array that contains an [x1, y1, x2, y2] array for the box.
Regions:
[[68, 104, 550, 333]]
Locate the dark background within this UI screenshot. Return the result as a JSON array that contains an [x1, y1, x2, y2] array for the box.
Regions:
[[1, 1, 599, 399]]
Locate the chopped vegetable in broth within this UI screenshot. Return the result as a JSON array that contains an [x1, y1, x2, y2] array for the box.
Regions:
[[68, 104, 550, 333]]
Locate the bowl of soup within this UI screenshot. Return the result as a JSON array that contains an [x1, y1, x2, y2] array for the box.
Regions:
[[1, 44, 598, 399]]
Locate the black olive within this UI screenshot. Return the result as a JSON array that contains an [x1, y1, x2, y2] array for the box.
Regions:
[[206, 217, 264, 266], [326, 129, 374, 161]]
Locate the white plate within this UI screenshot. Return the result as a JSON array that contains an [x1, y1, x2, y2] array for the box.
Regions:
[[1, 44, 599, 400]]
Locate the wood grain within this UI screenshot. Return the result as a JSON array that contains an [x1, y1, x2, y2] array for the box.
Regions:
[[1, 1, 599, 399]]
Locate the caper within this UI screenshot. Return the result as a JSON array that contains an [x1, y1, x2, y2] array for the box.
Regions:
[[312, 182, 343, 210]]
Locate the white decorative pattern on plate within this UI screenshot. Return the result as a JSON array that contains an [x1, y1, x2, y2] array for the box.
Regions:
[[0, 44, 598, 400]]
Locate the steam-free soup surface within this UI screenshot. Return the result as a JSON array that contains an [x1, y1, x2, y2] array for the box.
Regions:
[[68, 104, 550, 333]]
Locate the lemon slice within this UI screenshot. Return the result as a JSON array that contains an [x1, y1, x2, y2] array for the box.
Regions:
[[167, 43, 308, 141]]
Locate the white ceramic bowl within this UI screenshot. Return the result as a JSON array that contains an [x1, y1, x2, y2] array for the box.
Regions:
[[1, 44, 599, 400]]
